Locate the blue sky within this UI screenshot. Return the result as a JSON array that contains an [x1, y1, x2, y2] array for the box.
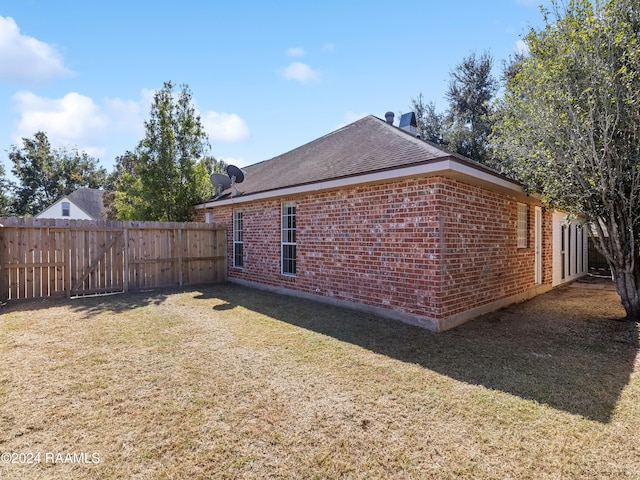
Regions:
[[0, 0, 550, 176]]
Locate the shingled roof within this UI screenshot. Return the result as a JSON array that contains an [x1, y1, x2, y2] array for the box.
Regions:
[[67, 188, 108, 219], [208, 114, 518, 201]]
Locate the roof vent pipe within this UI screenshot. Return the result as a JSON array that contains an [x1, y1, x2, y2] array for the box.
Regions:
[[385, 111, 394, 125]]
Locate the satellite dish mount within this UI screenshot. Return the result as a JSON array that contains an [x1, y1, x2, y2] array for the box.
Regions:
[[226, 165, 245, 196]]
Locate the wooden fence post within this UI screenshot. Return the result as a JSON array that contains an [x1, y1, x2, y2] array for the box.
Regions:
[[123, 227, 129, 294], [178, 227, 183, 287], [65, 227, 71, 298], [0, 221, 7, 303]]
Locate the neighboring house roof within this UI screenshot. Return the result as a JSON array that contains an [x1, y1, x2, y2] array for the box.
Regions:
[[201, 115, 523, 207], [66, 188, 108, 219], [36, 188, 108, 219]]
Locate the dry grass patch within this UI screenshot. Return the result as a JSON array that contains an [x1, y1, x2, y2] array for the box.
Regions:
[[0, 279, 639, 479]]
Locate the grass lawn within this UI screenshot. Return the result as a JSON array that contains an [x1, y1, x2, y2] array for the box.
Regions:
[[0, 280, 639, 479]]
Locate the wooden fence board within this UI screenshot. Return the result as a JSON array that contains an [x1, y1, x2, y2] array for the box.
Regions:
[[0, 218, 226, 301], [18, 227, 27, 299]]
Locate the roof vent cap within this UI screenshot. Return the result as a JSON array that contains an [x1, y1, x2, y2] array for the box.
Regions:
[[399, 112, 418, 136], [384, 111, 394, 125]]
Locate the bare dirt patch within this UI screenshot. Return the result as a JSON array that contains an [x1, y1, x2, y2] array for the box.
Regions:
[[0, 277, 638, 479]]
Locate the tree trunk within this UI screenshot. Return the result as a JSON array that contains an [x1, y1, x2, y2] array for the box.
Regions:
[[592, 219, 640, 322], [612, 267, 640, 322]]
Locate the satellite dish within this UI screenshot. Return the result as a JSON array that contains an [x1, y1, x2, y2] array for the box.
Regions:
[[210, 173, 232, 197], [226, 165, 245, 184], [226, 165, 245, 196]]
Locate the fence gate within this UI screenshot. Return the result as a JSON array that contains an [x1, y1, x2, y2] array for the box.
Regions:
[[69, 226, 125, 297], [0, 218, 227, 302]]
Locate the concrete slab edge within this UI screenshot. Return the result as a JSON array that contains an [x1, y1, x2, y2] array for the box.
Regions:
[[227, 278, 552, 333]]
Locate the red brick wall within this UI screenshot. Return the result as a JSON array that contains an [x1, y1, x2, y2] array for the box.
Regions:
[[436, 181, 542, 318], [196, 176, 550, 322], [297, 180, 442, 317]]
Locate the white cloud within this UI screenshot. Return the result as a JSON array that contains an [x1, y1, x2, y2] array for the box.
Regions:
[[202, 111, 250, 143], [10, 88, 249, 165], [282, 62, 320, 85], [0, 16, 73, 83], [12, 90, 146, 159], [286, 47, 306, 57]]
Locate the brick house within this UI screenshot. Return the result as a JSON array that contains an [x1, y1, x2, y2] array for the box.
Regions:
[[195, 114, 587, 331]]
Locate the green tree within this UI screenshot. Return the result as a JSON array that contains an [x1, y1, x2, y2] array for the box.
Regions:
[[202, 156, 228, 176], [103, 151, 138, 220], [0, 161, 13, 216], [445, 51, 498, 164], [501, 51, 526, 84], [412, 51, 497, 164], [114, 81, 211, 221], [411, 93, 446, 145], [8, 131, 107, 216], [492, 0, 640, 320]]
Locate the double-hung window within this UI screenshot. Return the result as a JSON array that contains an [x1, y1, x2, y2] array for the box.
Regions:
[[233, 209, 244, 268], [61, 201, 70, 217], [517, 203, 529, 248], [281, 202, 296, 276]]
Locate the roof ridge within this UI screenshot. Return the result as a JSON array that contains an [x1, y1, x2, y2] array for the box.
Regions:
[[245, 115, 377, 170]]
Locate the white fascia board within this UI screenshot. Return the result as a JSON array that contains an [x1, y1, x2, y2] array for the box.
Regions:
[[195, 158, 530, 209]]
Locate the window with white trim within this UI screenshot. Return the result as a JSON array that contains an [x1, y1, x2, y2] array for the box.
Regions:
[[61, 201, 70, 217], [233, 209, 244, 268], [517, 203, 529, 248], [281, 202, 296, 276]]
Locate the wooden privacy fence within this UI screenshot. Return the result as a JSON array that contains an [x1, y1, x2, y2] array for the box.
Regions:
[[0, 218, 227, 302]]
